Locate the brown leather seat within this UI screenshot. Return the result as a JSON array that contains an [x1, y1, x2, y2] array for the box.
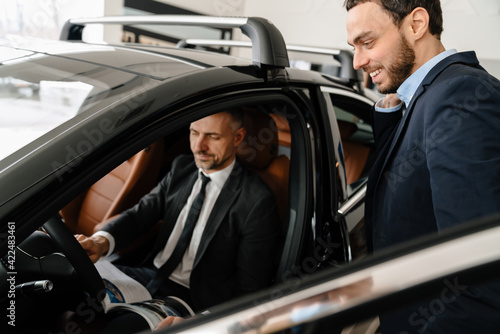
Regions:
[[259, 113, 368, 186], [237, 111, 290, 221], [338, 120, 370, 185], [270, 113, 291, 148], [60, 140, 164, 236]]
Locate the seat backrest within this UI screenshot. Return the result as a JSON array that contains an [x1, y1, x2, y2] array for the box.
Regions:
[[237, 111, 290, 222], [60, 140, 164, 235], [337, 120, 370, 185], [270, 113, 291, 148]]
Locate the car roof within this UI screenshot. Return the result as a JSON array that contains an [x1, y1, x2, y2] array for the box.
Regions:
[[0, 35, 252, 79], [0, 34, 355, 92]]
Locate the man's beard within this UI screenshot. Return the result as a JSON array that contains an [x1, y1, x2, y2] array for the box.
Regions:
[[194, 152, 232, 172], [377, 33, 416, 94]]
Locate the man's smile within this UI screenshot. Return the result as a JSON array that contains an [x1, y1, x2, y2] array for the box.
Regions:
[[369, 68, 382, 78]]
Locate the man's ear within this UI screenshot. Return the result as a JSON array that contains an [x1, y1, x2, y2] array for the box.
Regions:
[[234, 127, 246, 147], [407, 7, 430, 41]]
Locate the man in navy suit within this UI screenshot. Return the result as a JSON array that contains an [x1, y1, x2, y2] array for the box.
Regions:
[[345, 0, 500, 332], [77, 110, 281, 331]]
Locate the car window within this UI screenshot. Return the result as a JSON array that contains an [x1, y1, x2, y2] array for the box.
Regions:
[[56, 97, 312, 278], [325, 90, 375, 189], [1, 68, 89, 159], [0, 45, 204, 163], [334, 105, 373, 143], [0, 55, 140, 160]]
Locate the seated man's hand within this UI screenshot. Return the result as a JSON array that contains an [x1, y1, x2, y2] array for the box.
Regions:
[[155, 316, 184, 331], [75, 234, 109, 263]]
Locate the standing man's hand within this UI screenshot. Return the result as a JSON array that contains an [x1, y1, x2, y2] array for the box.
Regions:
[[75, 234, 109, 263], [381, 93, 401, 109]]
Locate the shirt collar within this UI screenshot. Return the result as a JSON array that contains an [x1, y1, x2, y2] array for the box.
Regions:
[[397, 49, 457, 106], [199, 158, 235, 189]]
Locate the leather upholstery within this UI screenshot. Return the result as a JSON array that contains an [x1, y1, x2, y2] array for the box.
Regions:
[[237, 111, 290, 221], [266, 114, 370, 185], [61, 140, 164, 235], [338, 120, 370, 185], [270, 113, 291, 148]]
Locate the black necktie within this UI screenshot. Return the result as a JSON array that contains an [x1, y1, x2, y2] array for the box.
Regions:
[[147, 173, 211, 295]]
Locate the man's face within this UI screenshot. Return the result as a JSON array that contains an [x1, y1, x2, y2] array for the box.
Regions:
[[189, 112, 245, 174], [347, 2, 416, 94]]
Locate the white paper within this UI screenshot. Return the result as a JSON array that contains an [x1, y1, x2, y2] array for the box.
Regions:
[[94, 259, 152, 312]]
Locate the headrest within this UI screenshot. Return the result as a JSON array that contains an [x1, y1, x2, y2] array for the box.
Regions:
[[237, 110, 279, 170], [270, 113, 289, 133], [270, 113, 291, 147]]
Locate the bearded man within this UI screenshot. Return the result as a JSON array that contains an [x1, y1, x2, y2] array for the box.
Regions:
[[345, 1, 500, 333]]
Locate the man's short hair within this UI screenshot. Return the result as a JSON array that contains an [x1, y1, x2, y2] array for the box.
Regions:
[[344, 0, 443, 39], [225, 108, 244, 131]]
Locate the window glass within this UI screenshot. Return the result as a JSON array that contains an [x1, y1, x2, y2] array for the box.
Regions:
[[0, 56, 137, 160]]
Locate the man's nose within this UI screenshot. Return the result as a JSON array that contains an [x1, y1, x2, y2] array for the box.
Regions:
[[194, 136, 208, 151], [352, 49, 368, 70]]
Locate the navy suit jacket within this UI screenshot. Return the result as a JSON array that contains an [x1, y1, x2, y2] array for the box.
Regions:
[[103, 155, 281, 311], [365, 52, 500, 333]]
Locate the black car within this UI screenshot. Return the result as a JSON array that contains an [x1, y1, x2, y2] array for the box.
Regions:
[[4, 15, 494, 334]]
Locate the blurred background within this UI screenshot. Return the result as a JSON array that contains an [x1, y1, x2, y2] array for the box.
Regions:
[[1, 0, 499, 78]]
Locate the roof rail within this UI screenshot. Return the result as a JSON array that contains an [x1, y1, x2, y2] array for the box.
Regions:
[[59, 15, 290, 69], [177, 39, 343, 56], [177, 39, 363, 87]]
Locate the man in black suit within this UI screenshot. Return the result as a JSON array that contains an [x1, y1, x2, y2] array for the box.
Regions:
[[77, 110, 281, 329], [345, 0, 500, 333]]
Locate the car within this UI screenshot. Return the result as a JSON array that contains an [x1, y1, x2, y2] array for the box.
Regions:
[[4, 14, 494, 334]]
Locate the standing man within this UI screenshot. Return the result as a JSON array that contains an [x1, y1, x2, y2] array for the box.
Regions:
[[345, 0, 500, 333], [78, 110, 282, 330]]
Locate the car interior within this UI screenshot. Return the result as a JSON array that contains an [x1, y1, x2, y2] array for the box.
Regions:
[[59, 103, 372, 235], [9, 99, 374, 333], [59, 107, 292, 245]]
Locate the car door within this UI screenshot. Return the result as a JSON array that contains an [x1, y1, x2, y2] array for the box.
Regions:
[[275, 84, 357, 276], [319, 87, 376, 264]]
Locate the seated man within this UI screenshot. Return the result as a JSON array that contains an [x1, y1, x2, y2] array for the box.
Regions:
[[77, 110, 282, 331]]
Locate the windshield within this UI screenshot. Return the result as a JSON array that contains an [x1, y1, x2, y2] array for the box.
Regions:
[[0, 50, 143, 160], [0, 76, 92, 159]]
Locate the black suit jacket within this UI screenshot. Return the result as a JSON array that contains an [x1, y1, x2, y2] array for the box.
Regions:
[[366, 52, 500, 333], [103, 155, 281, 311]]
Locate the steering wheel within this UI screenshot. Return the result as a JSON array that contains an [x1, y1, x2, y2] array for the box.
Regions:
[[43, 215, 105, 301]]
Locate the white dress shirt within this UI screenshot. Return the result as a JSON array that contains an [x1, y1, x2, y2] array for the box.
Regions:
[[95, 158, 235, 289], [153, 159, 234, 287]]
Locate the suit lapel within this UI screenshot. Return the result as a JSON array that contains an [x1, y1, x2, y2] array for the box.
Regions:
[[372, 52, 479, 190], [151, 169, 199, 256], [374, 87, 420, 187], [193, 161, 243, 268]]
